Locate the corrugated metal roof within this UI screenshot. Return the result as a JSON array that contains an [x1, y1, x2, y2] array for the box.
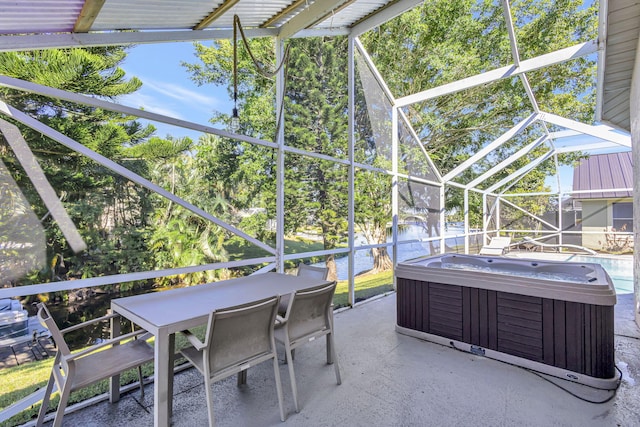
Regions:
[[0, 0, 408, 38], [573, 151, 633, 199], [597, 0, 640, 132]]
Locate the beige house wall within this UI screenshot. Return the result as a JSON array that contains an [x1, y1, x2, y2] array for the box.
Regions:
[[581, 200, 609, 249], [580, 198, 634, 250]]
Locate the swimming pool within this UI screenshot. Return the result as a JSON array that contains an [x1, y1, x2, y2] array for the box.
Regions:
[[509, 253, 633, 294]]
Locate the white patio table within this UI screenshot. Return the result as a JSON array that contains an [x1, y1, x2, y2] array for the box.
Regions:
[[110, 272, 331, 427]]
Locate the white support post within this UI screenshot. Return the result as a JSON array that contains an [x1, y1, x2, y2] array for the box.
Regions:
[[464, 188, 469, 254], [482, 192, 488, 246], [556, 152, 563, 246], [392, 106, 399, 286], [440, 185, 446, 254], [347, 36, 356, 306], [496, 196, 501, 237], [275, 37, 286, 273]]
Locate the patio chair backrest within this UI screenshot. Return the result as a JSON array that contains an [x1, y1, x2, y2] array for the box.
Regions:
[[296, 264, 329, 280], [285, 282, 336, 344], [204, 296, 280, 376], [488, 236, 511, 248], [37, 303, 71, 357]]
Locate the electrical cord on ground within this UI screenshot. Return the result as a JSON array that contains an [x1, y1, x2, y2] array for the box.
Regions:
[[525, 365, 622, 404], [448, 340, 623, 404], [614, 333, 640, 341]]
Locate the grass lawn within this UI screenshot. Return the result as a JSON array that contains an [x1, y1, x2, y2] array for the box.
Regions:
[[225, 235, 327, 268]]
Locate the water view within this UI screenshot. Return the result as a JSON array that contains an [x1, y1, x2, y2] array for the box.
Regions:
[[320, 225, 479, 280]]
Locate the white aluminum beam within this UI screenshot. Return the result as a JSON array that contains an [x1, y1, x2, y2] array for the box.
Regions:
[[539, 111, 632, 147], [555, 141, 627, 153], [276, 37, 286, 273], [350, 0, 423, 37], [354, 38, 396, 103], [0, 256, 275, 299], [0, 75, 278, 150], [0, 28, 278, 52], [443, 113, 538, 182], [278, 0, 349, 40], [594, 0, 609, 123], [548, 129, 587, 139], [502, 0, 521, 66], [500, 197, 558, 231], [348, 35, 356, 304], [485, 150, 554, 193], [0, 119, 86, 253], [396, 40, 598, 107], [568, 187, 633, 196], [0, 27, 354, 52], [398, 109, 444, 183], [501, 191, 558, 197], [465, 135, 548, 189]]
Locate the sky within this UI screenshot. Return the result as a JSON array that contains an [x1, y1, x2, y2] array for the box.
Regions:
[[119, 42, 231, 141]]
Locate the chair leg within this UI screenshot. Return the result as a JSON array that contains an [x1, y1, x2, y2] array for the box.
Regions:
[[137, 365, 145, 399], [327, 313, 335, 364], [52, 382, 73, 427], [328, 332, 341, 385], [237, 369, 247, 386], [35, 371, 56, 427], [203, 378, 215, 427], [283, 348, 296, 364], [272, 356, 286, 421], [285, 341, 299, 413]]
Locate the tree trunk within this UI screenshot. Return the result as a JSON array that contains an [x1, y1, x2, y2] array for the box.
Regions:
[[362, 222, 393, 274], [325, 253, 337, 282]]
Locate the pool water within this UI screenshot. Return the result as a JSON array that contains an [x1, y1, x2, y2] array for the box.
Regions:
[[508, 253, 633, 294]]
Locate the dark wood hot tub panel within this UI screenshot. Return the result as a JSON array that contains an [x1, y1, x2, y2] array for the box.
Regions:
[[397, 278, 615, 379]]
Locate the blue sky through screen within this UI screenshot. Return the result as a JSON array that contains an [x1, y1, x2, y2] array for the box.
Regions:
[[120, 42, 229, 141]]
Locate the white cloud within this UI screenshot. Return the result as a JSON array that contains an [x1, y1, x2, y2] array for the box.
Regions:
[[143, 79, 221, 112], [120, 91, 187, 120]]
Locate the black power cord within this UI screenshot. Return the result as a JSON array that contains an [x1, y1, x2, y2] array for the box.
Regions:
[[448, 340, 623, 404]]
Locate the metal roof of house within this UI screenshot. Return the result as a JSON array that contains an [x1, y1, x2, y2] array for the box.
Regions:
[[596, 0, 640, 132], [573, 151, 633, 199]]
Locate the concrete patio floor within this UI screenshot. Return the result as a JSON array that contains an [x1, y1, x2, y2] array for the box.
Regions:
[[35, 291, 640, 427]]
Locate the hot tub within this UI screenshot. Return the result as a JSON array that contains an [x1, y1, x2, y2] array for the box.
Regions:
[[395, 254, 618, 389]]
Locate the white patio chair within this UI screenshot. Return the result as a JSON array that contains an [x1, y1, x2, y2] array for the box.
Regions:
[[179, 295, 285, 426], [278, 264, 329, 316], [35, 303, 154, 427], [275, 281, 341, 413], [479, 236, 512, 255]]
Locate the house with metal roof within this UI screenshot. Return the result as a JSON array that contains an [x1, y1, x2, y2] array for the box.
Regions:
[[573, 151, 634, 251]]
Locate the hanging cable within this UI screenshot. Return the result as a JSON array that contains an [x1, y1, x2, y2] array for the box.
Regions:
[[234, 15, 290, 79], [231, 14, 291, 139]]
